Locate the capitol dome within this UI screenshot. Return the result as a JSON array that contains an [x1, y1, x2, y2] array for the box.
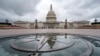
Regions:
[[46, 4, 56, 22], [47, 10, 56, 17]]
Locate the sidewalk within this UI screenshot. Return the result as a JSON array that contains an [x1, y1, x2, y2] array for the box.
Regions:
[[0, 29, 100, 39]]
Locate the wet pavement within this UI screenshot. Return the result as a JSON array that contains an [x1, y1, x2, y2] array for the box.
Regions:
[[0, 34, 97, 56], [0, 29, 100, 38]]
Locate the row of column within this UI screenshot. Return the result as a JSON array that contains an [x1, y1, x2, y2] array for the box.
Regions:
[[34, 19, 68, 29]]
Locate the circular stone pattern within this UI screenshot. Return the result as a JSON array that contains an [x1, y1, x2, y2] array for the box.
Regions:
[[10, 35, 74, 53]]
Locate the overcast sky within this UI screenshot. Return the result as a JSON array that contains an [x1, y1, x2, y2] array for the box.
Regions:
[[0, 0, 100, 22]]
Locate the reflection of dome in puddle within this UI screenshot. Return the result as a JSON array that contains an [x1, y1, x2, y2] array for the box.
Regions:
[[0, 34, 94, 56], [10, 35, 74, 53], [47, 37, 56, 49]]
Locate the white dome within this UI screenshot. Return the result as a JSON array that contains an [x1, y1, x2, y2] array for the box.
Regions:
[[46, 5, 56, 22], [47, 10, 56, 17]]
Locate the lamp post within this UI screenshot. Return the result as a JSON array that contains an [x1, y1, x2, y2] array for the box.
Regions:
[[35, 19, 38, 29], [64, 19, 67, 29]]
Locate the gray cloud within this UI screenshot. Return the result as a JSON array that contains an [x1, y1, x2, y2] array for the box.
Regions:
[[52, 0, 100, 21], [0, 0, 40, 22], [0, 0, 100, 22], [0, 0, 40, 15]]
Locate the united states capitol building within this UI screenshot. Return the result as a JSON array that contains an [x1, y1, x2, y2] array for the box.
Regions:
[[13, 5, 89, 29]]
